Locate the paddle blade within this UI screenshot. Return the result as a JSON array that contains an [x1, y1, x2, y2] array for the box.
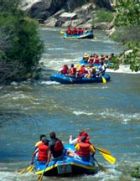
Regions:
[[18, 168, 27, 174], [27, 165, 34, 172], [60, 30, 64, 35], [18, 165, 34, 174], [102, 77, 107, 84], [38, 174, 44, 181], [100, 152, 116, 164]]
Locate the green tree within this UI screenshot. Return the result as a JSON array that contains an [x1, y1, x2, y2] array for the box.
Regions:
[[112, 0, 140, 71], [0, 0, 43, 83]]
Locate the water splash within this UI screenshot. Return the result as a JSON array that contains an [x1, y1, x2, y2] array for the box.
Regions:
[[73, 111, 93, 116], [40, 81, 60, 85], [72, 108, 140, 124]]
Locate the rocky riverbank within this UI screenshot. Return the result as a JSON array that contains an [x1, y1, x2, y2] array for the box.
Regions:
[[21, 0, 114, 30]]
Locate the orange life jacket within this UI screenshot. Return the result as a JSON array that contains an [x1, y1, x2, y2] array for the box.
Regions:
[[38, 144, 49, 162], [35, 140, 42, 147], [76, 142, 91, 157], [78, 66, 87, 75]]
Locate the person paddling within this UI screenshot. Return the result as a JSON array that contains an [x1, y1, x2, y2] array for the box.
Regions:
[[69, 131, 91, 145], [31, 137, 49, 164], [34, 134, 47, 149], [75, 136, 96, 161], [31, 134, 48, 164], [47, 132, 64, 163]]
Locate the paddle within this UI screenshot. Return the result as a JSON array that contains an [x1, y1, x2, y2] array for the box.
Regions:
[[18, 164, 34, 174], [95, 147, 116, 164], [96, 147, 111, 155], [36, 162, 49, 181], [60, 30, 64, 35], [38, 173, 44, 181], [102, 76, 106, 83], [94, 158, 107, 172], [99, 151, 116, 164]]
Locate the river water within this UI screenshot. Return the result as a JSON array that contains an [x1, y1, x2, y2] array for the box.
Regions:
[[0, 28, 140, 181]]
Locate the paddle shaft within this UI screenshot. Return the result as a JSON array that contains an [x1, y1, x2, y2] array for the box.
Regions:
[[95, 147, 111, 155], [93, 157, 107, 172]]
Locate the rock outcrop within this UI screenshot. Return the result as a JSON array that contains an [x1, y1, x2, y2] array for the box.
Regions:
[[21, 0, 113, 28]]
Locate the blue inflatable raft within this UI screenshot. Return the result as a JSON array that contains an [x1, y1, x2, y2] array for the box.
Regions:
[[64, 31, 94, 39], [50, 73, 110, 84], [35, 144, 98, 176]]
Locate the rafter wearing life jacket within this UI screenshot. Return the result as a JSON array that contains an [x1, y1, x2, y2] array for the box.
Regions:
[[69, 64, 77, 76], [75, 136, 95, 158], [38, 142, 49, 162], [77, 131, 91, 144]]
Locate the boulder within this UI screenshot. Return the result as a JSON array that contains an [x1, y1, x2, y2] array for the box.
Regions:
[[94, 22, 109, 30], [106, 27, 116, 36], [27, 0, 66, 21], [44, 17, 58, 27], [62, 19, 84, 28]]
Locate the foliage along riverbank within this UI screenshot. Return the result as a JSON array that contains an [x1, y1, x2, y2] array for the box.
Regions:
[[109, 0, 140, 72], [0, 0, 43, 84]]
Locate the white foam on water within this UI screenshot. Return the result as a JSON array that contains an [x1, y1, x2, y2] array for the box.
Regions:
[[40, 58, 80, 71], [73, 111, 93, 116], [107, 64, 140, 74], [0, 171, 35, 181], [41, 56, 79, 66], [10, 81, 19, 86], [100, 86, 108, 89], [72, 108, 140, 124], [40, 80, 60, 85], [47, 47, 66, 51], [12, 94, 30, 100], [99, 109, 140, 124], [91, 39, 117, 44], [76, 85, 108, 90], [2, 92, 31, 100], [0, 171, 16, 181], [92, 167, 122, 181], [40, 27, 60, 32]]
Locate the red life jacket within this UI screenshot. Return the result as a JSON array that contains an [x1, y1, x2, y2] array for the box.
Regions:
[[95, 58, 99, 64], [69, 67, 76, 75], [38, 144, 49, 162], [61, 66, 68, 74], [76, 142, 91, 157], [54, 139, 63, 152]]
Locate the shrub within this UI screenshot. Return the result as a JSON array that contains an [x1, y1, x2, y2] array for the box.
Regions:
[[0, 0, 43, 83]]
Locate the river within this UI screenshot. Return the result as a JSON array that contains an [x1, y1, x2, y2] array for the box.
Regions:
[[0, 28, 140, 181]]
